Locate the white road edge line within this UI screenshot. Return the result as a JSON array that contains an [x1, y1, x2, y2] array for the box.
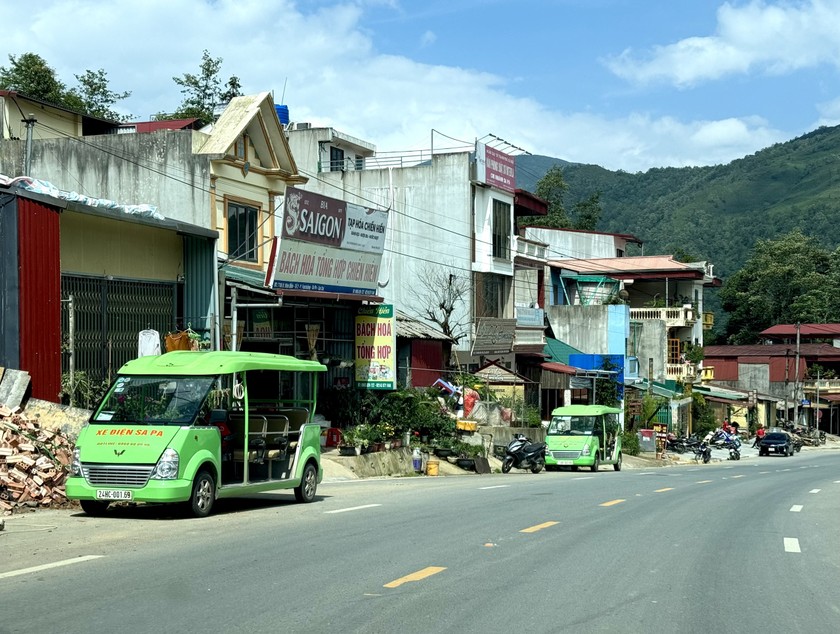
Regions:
[[325, 504, 382, 514], [0, 555, 104, 580], [479, 485, 510, 490], [784, 538, 801, 553], [790, 505, 803, 512]]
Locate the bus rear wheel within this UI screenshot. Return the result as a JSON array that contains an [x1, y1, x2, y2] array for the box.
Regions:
[[295, 463, 318, 503]]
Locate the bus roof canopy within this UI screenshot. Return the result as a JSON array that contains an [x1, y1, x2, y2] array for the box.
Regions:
[[119, 351, 327, 376]]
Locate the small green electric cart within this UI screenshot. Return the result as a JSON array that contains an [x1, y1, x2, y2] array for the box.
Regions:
[[544, 404, 623, 472], [66, 351, 326, 517]]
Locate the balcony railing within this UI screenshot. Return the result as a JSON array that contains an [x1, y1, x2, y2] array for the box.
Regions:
[[667, 362, 697, 381], [514, 328, 545, 347], [513, 236, 547, 262], [630, 306, 696, 328], [802, 379, 840, 392]]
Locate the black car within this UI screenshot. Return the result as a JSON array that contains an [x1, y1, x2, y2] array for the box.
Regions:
[[758, 430, 795, 456]]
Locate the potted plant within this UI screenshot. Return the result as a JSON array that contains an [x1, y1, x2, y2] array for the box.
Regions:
[[354, 423, 375, 453], [433, 435, 455, 458], [338, 426, 361, 455], [377, 421, 396, 450], [453, 440, 484, 471]]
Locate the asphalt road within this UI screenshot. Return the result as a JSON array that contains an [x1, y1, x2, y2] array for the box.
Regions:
[[1, 450, 838, 634]]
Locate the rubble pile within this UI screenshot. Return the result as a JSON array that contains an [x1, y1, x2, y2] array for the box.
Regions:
[[0, 406, 74, 514]]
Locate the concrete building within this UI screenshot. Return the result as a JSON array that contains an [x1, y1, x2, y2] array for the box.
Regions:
[[285, 123, 550, 403]]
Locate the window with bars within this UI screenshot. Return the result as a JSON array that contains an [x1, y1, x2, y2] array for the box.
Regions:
[[227, 201, 259, 263], [492, 199, 511, 259]]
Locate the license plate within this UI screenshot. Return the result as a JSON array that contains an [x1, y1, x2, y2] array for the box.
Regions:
[[95, 489, 133, 501], [556, 460, 573, 466]]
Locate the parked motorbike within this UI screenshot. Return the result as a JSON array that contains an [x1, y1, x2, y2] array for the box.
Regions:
[[693, 440, 712, 464], [666, 434, 702, 454], [707, 428, 741, 460], [502, 434, 546, 474]]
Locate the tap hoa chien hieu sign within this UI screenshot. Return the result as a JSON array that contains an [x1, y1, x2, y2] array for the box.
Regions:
[[266, 187, 389, 296]]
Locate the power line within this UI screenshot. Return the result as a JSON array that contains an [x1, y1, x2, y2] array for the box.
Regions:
[[19, 118, 658, 287]]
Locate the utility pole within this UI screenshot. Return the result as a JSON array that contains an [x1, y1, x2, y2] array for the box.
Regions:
[[794, 322, 801, 427], [784, 349, 790, 425], [815, 367, 820, 433], [21, 113, 36, 175]]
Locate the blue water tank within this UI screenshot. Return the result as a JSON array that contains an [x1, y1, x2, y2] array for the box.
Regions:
[[275, 104, 290, 125]]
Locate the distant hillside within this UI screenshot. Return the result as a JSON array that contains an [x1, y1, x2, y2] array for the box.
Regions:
[[516, 125, 840, 279]]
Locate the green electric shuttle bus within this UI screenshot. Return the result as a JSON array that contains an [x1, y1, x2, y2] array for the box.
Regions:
[[544, 404, 623, 472], [66, 351, 326, 517]]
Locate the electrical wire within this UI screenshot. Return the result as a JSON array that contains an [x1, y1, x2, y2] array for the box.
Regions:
[[19, 113, 666, 290]]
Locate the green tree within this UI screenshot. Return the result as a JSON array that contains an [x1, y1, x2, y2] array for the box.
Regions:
[[0, 53, 66, 104], [519, 165, 571, 228], [67, 69, 131, 121], [572, 191, 602, 231], [169, 50, 242, 126], [594, 357, 621, 407], [719, 230, 837, 344], [0, 53, 130, 121]]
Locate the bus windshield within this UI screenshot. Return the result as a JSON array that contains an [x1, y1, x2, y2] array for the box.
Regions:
[[91, 375, 216, 425], [548, 415, 598, 435]]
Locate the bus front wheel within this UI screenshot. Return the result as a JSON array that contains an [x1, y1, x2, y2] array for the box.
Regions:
[[189, 470, 215, 518]]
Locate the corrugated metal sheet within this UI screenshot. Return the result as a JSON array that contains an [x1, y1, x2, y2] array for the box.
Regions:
[[0, 192, 20, 368], [18, 197, 62, 401], [410, 339, 444, 387], [182, 234, 216, 336], [396, 311, 452, 341]]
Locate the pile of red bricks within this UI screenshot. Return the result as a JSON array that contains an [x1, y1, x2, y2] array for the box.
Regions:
[[0, 406, 73, 513]]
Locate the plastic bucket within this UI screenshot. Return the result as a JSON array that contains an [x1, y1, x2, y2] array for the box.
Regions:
[[426, 459, 440, 476]]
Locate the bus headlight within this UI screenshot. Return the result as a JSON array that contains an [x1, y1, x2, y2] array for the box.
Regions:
[[581, 444, 591, 456], [151, 448, 179, 479], [70, 447, 82, 476]]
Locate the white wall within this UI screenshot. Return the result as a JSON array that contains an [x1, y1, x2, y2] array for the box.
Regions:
[[4, 131, 212, 227], [525, 227, 620, 261], [295, 152, 475, 350]]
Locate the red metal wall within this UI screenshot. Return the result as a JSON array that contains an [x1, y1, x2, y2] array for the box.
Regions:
[[702, 357, 739, 381], [411, 339, 445, 387], [704, 355, 808, 384], [17, 198, 62, 401]]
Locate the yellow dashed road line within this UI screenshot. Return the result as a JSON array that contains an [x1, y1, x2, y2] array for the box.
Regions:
[[654, 487, 674, 493], [520, 521, 560, 533], [600, 499, 625, 507], [384, 566, 447, 588]]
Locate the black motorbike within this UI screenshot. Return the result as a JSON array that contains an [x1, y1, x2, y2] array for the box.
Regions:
[[502, 434, 546, 474], [692, 440, 712, 464]]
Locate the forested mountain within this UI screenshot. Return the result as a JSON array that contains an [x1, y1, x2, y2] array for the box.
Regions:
[[515, 125, 840, 279]]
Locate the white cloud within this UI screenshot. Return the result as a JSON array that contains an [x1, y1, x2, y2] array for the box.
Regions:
[[0, 0, 801, 172], [815, 96, 840, 126], [605, 0, 840, 87], [420, 30, 437, 47]]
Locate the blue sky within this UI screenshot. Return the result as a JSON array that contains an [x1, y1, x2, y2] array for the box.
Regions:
[[3, 0, 839, 171]]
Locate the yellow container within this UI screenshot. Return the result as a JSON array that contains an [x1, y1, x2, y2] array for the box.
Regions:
[[456, 420, 478, 432], [426, 459, 440, 476]]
